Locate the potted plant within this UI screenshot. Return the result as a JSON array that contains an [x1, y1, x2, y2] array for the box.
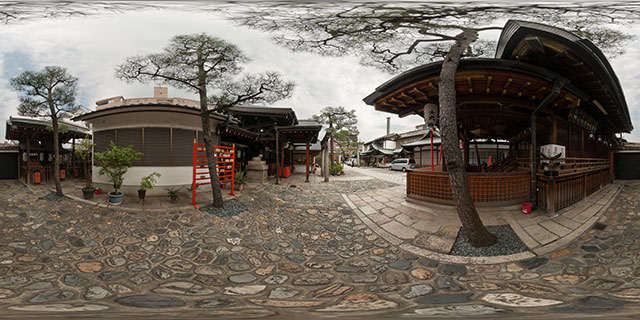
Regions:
[[234, 170, 247, 191], [167, 187, 179, 203], [139, 172, 161, 201], [94, 142, 142, 204], [74, 135, 95, 200]]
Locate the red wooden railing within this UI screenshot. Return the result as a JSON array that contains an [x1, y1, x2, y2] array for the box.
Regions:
[[192, 143, 236, 209]]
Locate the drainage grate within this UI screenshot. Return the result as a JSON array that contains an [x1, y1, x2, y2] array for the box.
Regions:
[[592, 222, 607, 231]]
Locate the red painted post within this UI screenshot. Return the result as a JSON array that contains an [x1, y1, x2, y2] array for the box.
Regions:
[[192, 140, 198, 208], [430, 128, 434, 171], [229, 145, 237, 197]]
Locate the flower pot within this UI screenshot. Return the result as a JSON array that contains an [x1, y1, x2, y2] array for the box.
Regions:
[[235, 184, 244, 191], [82, 187, 95, 200], [108, 192, 123, 204], [138, 189, 146, 201]]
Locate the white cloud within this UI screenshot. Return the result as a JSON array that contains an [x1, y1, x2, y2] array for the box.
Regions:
[[0, 7, 639, 144]]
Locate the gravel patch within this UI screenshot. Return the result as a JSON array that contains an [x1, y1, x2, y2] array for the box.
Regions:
[[38, 192, 65, 202], [449, 225, 529, 257], [200, 199, 248, 218]]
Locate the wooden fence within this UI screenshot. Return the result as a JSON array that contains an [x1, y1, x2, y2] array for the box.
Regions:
[[407, 157, 611, 212], [407, 170, 530, 206], [537, 167, 611, 212]]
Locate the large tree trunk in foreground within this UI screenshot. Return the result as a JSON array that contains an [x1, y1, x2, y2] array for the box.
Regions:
[[49, 102, 63, 197], [198, 66, 224, 208], [438, 30, 496, 247]]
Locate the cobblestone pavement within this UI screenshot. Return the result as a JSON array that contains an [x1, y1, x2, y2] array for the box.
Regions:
[[1, 177, 640, 319], [344, 166, 407, 185]]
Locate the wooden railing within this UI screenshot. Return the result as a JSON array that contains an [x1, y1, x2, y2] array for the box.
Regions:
[[537, 166, 611, 212], [407, 156, 611, 212], [407, 170, 530, 206], [487, 156, 517, 172]]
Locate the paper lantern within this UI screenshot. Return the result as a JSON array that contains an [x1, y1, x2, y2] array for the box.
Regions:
[[423, 103, 438, 128]]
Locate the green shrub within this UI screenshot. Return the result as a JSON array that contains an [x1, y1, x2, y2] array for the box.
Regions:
[[234, 171, 247, 185], [94, 142, 142, 194], [330, 163, 344, 175]]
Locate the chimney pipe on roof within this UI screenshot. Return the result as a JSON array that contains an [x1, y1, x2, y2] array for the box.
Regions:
[[386, 117, 390, 135]]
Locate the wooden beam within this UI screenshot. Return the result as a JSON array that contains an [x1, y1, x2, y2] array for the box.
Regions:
[[398, 92, 417, 105], [551, 115, 557, 144], [388, 97, 407, 108]]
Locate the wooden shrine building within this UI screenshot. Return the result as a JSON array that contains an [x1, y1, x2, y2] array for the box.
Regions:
[[5, 116, 90, 184], [363, 20, 632, 213], [228, 106, 322, 182]]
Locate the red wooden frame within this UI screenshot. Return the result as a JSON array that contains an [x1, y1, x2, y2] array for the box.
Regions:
[[191, 142, 237, 209]]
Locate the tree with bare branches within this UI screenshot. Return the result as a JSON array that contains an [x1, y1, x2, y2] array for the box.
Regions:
[[234, 2, 634, 246], [116, 33, 294, 208]]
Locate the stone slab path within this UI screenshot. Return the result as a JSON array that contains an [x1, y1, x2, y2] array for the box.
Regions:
[[1, 176, 640, 319], [343, 167, 621, 264]]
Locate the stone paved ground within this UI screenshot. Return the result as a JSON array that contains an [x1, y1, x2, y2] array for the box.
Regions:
[[1, 175, 640, 319], [345, 166, 620, 262]]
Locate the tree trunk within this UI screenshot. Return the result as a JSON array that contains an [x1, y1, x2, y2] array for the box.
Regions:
[[49, 102, 63, 197], [438, 30, 495, 247], [197, 64, 224, 208], [329, 119, 334, 166]]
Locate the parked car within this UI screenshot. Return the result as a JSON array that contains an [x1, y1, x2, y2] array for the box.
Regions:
[[345, 157, 358, 167], [389, 158, 416, 172]]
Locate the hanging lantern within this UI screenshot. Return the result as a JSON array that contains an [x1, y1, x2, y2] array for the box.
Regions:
[[39, 152, 44, 162], [22, 152, 27, 162], [423, 103, 438, 128], [48, 154, 52, 162]]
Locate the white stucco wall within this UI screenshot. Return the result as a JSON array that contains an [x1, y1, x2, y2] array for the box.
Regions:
[[383, 140, 396, 149], [83, 108, 224, 195]]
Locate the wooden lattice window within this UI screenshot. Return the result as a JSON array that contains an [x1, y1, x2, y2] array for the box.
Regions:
[[142, 127, 171, 166], [172, 129, 196, 166], [94, 130, 115, 154], [116, 128, 143, 165]]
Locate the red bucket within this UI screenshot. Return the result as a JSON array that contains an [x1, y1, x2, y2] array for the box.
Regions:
[[522, 202, 533, 214], [95, 188, 101, 195]]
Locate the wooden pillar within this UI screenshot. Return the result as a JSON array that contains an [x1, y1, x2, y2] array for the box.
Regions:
[[463, 138, 470, 171], [551, 116, 558, 144], [430, 129, 434, 171], [609, 150, 614, 182], [474, 142, 482, 172], [26, 136, 31, 184], [275, 130, 279, 185], [305, 141, 310, 182], [71, 138, 76, 179], [581, 129, 585, 157]]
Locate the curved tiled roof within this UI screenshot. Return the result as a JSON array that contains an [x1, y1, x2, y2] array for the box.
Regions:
[[496, 20, 632, 133]]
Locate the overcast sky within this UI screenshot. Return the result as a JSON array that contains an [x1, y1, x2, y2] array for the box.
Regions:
[[1, 5, 639, 143]]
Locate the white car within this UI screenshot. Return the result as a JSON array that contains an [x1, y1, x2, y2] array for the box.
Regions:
[[389, 158, 416, 172]]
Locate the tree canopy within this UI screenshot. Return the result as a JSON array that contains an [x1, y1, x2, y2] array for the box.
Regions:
[[116, 33, 294, 113], [11, 66, 80, 119], [234, 2, 635, 72]]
